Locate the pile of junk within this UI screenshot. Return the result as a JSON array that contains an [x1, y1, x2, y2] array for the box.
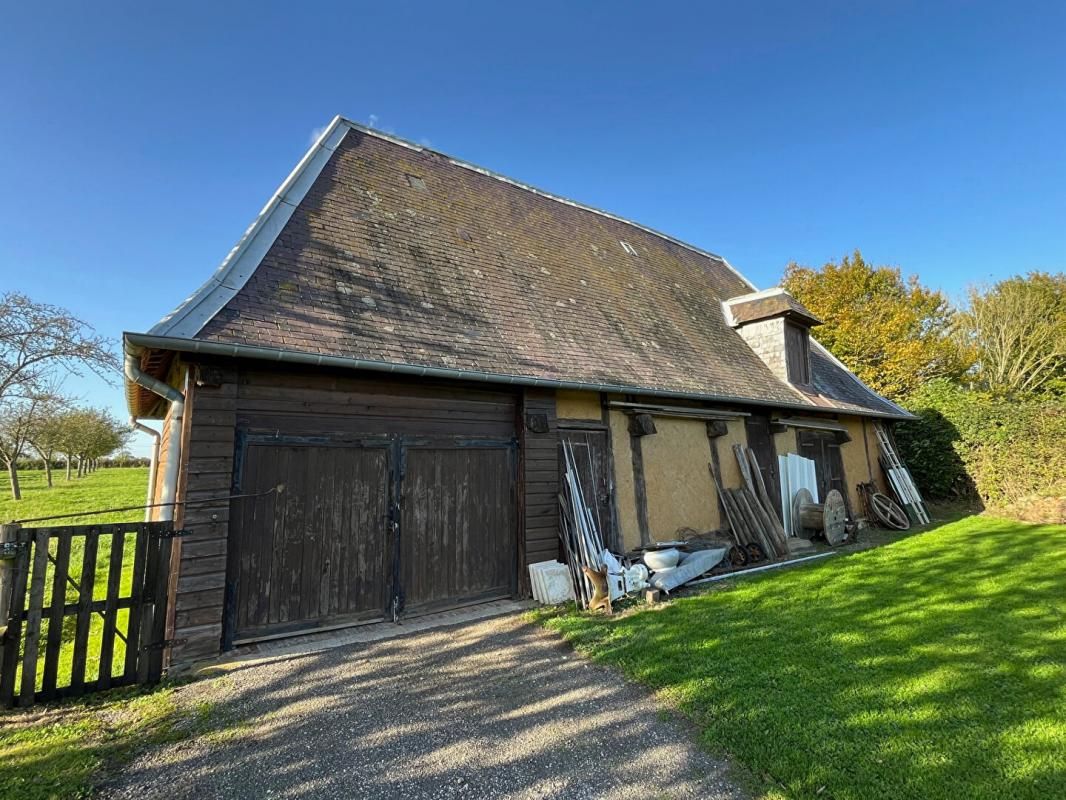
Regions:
[[530, 435, 923, 613]]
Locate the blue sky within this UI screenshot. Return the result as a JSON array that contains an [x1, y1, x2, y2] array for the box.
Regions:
[[1, 1, 1063, 456]]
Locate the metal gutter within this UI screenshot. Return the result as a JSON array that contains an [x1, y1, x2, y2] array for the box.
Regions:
[[123, 332, 913, 421], [124, 351, 185, 522], [130, 419, 161, 522]]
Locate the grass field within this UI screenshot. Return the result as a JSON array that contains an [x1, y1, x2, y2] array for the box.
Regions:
[[0, 469, 150, 695], [0, 469, 217, 800], [540, 516, 1066, 800], [0, 468, 150, 527]]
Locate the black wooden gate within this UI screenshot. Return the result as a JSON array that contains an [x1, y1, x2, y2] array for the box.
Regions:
[[0, 521, 176, 708]]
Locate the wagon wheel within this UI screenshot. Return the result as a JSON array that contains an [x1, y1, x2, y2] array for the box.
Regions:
[[745, 542, 767, 563], [870, 492, 910, 531], [728, 545, 749, 567]]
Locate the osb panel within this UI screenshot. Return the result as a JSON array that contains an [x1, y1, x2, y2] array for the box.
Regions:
[[640, 418, 718, 541], [717, 418, 750, 492], [556, 390, 602, 420], [840, 416, 874, 513], [607, 409, 639, 551]]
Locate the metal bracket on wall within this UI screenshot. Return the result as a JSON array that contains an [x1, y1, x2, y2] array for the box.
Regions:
[[150, 529, 190, 539]]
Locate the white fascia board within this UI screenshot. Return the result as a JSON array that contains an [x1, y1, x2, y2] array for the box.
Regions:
[[149, 117, 350, 338], [723, 286, 790, 305]]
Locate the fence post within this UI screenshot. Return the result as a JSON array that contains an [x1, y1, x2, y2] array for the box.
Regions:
[[0, 523, 28, 706], [0, 523, 21, 626]]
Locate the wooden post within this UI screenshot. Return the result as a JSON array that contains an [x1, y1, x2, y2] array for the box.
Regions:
[[0, 524, 28, 706], [0, 523, 21, 626]]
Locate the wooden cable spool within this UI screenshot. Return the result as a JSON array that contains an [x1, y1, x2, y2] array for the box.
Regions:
[[791, 488, 848, 545]]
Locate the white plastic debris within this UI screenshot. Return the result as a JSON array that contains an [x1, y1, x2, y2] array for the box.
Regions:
[[528, 560, 576, 605]]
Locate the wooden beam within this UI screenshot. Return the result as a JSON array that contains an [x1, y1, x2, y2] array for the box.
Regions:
[[629, 431, 652, 547]]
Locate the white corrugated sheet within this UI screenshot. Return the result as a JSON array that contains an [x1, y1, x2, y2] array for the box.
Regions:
[[779, 453, 819, 536]]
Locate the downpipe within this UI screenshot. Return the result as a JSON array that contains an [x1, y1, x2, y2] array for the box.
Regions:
[[130, 418, 161, 522], [124, 351, 185, 522]]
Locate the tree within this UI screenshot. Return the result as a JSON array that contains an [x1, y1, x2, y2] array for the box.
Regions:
[[0, 292, 116, 405], [26, 396, 70, 488], [956, 272, 1066, 397], [53, 407, 129, 479], [0, 392, 55, 500], [783, 250, 967, 400]]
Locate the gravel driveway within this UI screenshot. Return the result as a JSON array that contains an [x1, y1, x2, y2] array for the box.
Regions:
[[101, 613, 747, 799]]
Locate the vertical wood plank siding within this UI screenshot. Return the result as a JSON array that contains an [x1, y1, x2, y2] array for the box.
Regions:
[[520, 388, 559, 581], [169, 362, 536, 665], [169, 366, 237, 665]]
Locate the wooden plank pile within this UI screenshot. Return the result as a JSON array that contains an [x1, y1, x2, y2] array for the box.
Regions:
[[708, 446, 789, 559]]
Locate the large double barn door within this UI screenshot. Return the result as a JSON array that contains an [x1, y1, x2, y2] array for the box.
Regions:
[[226, 434, 516, 645]]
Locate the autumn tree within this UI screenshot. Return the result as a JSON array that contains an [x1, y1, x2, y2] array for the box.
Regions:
[[783, 250, 967, 400], [956, 272, 1066, 397]]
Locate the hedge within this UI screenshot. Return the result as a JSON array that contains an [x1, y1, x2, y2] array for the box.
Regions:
[[896, 380, 1066, 515]]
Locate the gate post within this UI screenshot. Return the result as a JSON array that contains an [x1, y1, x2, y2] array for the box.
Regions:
[[0, 523, 21, 626]]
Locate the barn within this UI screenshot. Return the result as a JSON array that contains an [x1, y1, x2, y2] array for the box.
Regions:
[[124, 116, 910, 666]]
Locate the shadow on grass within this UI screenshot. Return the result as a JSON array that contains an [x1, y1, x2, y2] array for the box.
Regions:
[[546, 515, 1066, 800]]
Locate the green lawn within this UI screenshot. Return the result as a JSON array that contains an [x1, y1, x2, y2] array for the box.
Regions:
[[0, 469, 218, 799], [0, 685, 218, 800], [541, 516, 1066, 800], [0, 469, 150, 696], [0, 468, 150, 526]]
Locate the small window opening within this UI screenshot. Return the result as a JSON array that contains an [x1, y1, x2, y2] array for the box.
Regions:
[[405, 174, 427, 191], [620, 240, 638, 256]]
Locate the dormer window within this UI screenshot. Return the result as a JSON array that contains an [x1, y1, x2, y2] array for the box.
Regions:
[[723, 288, 821, 387]]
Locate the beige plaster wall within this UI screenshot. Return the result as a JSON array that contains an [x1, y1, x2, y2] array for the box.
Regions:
[[556, 390, 602, 421], [774, 427, 798, 458], [641, 418, 719, 541], [607, 409, 639, 550], [839, 416, 876, 513], [716, 418, 750, 491]]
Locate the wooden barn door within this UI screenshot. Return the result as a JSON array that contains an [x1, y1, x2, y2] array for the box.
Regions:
[[558, 428, 615, 551], [399, 440, 517, 614], [796, 429, 849, 510], [228, 440, 392, 643], [745, 415, 781, 517]]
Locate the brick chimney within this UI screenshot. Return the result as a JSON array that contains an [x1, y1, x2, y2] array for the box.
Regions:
[[724, 288, 822, 386]]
